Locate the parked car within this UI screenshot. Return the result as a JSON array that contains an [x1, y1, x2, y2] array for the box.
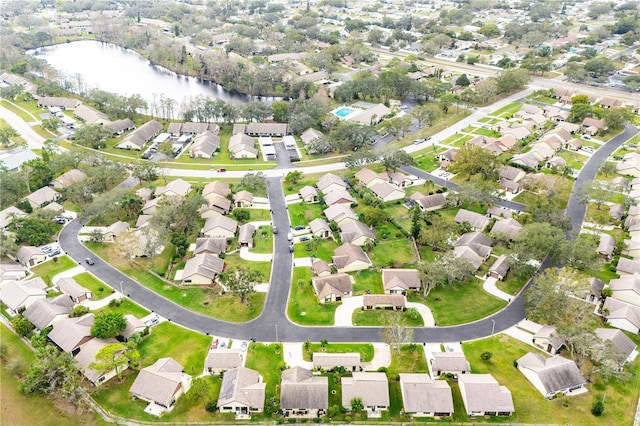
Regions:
[[41, 245, 52, 253], [289, 244, 294, 253], [300, 236, 310, 242], [48, 249, 61, 257], [147, 316, 160, 326], [218, 168, 226, 172], [210, 339, 219, 350], [294, 225, 305, 231], [85, 257, 95, 265], [240, 341, 248, 352]]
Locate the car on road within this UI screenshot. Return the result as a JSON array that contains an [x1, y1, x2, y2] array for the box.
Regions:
[[48, 249, 61, 257], [210, 339, 219, 350], [294, 225, 305, 231], [273, 226, 278, 234], [287, 232, 293, 241], [218, 168, 226, 172], [289, 244, 294, 253], [413, 138, 425, 145], [85, 257, 95, 265]]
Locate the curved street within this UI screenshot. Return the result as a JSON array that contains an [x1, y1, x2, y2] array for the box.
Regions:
[[58, 120, 638, 343]]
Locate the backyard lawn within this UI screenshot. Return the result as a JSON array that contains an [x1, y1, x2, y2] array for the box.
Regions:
[[490, 102, 523, 118], [31, 256, 78, 285], [352, 309, 424, 327], [72, 272, 112, 301], [463, 335, 640, 425], [387, 344, 428, 377], [288, 267, 336, 326], [422, 279, 507, 326], [95, 298, 150, 318], [288, 202, 324, 228], [351, 269, 384, 294], [245, 343, 284, 402], [251, 225, 273, 254], [301, 343, 375, 362], [293, 238, 338, 262]]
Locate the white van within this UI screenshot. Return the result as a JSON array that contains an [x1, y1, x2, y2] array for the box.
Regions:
[[287, 232, 293, 242]]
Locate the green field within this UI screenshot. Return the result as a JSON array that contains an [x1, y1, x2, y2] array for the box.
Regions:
[[30, 256, 78, 285], [288, 267, 336, 325], [72, 272, 112, 301], [491, 102, 524, 118]]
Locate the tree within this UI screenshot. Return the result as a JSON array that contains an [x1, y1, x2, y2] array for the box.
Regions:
[[73, 124, 111, 149], [89, 342, 132, 380], [385, 115, 412, 138], [511, 222, 572, 267], [381, 150, 415, 171], [448, 145, 499, 181], [360, 206, 389, 227], [599, 161, 616, 177], [344, 151, 378, 169], [481, 351, 492, 361], [601, 106, 634, 130], [69, 305, 90, 318], [0, 126, 18, 146], [218, 267, 263, 303], [350, 397, 364, 412], [171, 232, 189, 258], [14, 216, 58, 247], [11, 316, 35, 337], [232, 208, 251, 223], [91, 312, 127, 339], [584, 56, 617, 78], [591, 398, 605, 416], [271, 101, 289, 122], [133, 161, 159, 184], [188, 377, 211, 408], [418, 252, 475, 298], [0, 232, 18, 258], [380, 315, 414, 355], [41, 117, 62, 132], [412, 104, 441, 127], [284, 170, 303, 185], [455, 73, 471, 87], [417, 214, 457, 252], [240, 172, 267, 194], [579, 180, 616, 210], [495, 69, 530, 94]]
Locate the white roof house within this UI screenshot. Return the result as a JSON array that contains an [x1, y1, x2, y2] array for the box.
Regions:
[[458, 374, 514, 417]]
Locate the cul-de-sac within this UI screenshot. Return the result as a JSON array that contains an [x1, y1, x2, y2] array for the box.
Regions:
[[1, 0, 640, 424]]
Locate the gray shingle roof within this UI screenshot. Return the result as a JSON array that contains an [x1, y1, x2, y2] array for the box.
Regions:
[[341, 372, 389, 408], [516, 353, 586, 394], [399, 374, 454, 414], [130, 358, 188, 407], [280, 367, 328, 410], [218, 366, 265, 410]]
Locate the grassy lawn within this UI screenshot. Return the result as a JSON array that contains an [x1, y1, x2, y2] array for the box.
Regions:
[[288, 202, 324, 228], [30, 256, 78, 285], [245, 343, 284, 401], [390, 111, 468, 150], [558, 150, 586, 170], [463, 335, 640, 425], [472, 127, 501, 138], [251, 225, 273, 254], [414, 147, 444, 173], [352, 309, 424, 327], [0, 99, 39, 121], [369, 237, 417, 268], [351, 269, 384, 294], [496, 272, 529, 296], [301, 343, 375, 362], [96, 298, 150, 317], [288, 267, 336, 326], [387, 345, 428, 377], [86, 243, 265, 322], [529, 95, 557, 105], [138, 321, 210, 375], [294, 238, 338, 262], [72, 272, 112, 301], [491, 102, 523, 118], [421, 279, 507, 326], [222, 253, 272, 280], [1, 325, 109, 426], [440, 134, 473, 146]]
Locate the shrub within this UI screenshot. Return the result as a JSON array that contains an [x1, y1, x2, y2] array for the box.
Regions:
[[205, 401, 217, 412], [481, 351, 493, 361], [591, 398, 605, 416]]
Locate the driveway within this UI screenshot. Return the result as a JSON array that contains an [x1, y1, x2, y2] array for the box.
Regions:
[[0, 105, 46, 149]]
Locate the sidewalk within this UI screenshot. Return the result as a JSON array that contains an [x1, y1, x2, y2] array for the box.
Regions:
[[239, 246, 272, 262], [482, 276, 512, 302], [51, 266, 87, 284], [333, 296, 436, 327]]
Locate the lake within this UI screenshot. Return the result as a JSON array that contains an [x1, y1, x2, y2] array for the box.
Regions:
[[31, 40, 253, 116]]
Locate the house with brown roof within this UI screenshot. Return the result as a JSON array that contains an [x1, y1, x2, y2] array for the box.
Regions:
[[181, 253, 225, 285], [355, 168, 389, 189], [411, 193, 447, 212], [458, 374, 514, 417], [582, 117, 606, 135], [24, 186, 61, 210], [323, 204, 358, 226], [189, 131, 220, 159], [238, 224, 255, 248], [454, 209, 489, 231], [228, 133, 258, 159], [204, 349, 243, 375], [489, 254, 510, 280], [533, 325, 564, 354], [130, 358, 192, 413], [50, 169, 87, 190], [594, 328, 637, 367], [362, 294, 406, 310], [300, 128, 324, 146], [23, 295, 74, 330], [453, 232, 492, 271], [217, 366, 266, 417], [202, 215, 238, 239], [437, 148, 458, 169], [597, 233, 616, 261], [154, 179, 192, 198], [516, 353, 586, 399], [309, 218, 331, 239], [311, 259, 332, 277], [299, 186, 319, 203], [56, 277, 92, 303], [17, 246, 47, 267], [234, 190, 254, 208], [332, 243, 372, 273], [390, 172, 421, 188], [317, 173, 347, 194], [324, 189, 356, 206], [313, 352, 361, 372], [342, 372, 389, 416], [603, 298, 640, 334], [203, 181, 231, 199], [312, 274, 354, 304], [339, 219, 375, 246], [117, 120, 163, 150], [609, 276, 640, 307], [0, 278, 47, 313], [431, 352, 470, 377], [280, 367, 328, 418], [399, 374, 453, 418], [382, 269, 421, 295], [200, 193, 232, 218]]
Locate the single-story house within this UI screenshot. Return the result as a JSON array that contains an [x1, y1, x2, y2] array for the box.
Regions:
[[203, 181, 231, 199], [228, 133, 258, 159], [324, 189, 356, 207], [362, 294, 406, 310], [108, 118, 136, 135], [431, 352, 471, 377], [216, 366, 266, 417], [411, 193, 447, 212], [181, 253, 225, 285], [56, 277, 92, 303], [23, 295, 74, 330], [117, 120, 163, 150], [316, 173, 347, 195], [50, 168, 87, 190], [312, 273, 354, 304], [339, 219, 375, 246], [136, 187, 153, 202], [202, 215, 238, 239], [17, 246, 47, 267], [238, 224, 255, 248], [616, 257, 640, 276], [489, 254, 510, 280], [234, 190, 253, 208], [193, 238, 227, 256], [0, 262, 28, 281], [622, 238, 640, 258], [73, 104, 109, 125], [370, 182, 406, 203], [130, 358, 192, 413], [0, 148, 39, 172], [355, 168, 389, 189], [515, 353, 586, 399], [24, 186, 61, 210], [603, 298, 640, 334], [597, 233, 616, 261], [609, 276, 640, 307], [533, 325, 564, 354], [74, 337, 124, 386], [189, 131, 220, 158], [233, 122, 288, 136], [200, 193, 232, 217], [37, 96, 81, 110], [309, 218, 331, 239], [312, 352, 361, 372], [382, 268, 421, 295], [0, 206, 28, 229], [154, 179, 192, 198], [300, 128, 324, 146], [617, 153, 640, 178], [47, 314, 94, 354], [454, 209, 489, 231], [323, 204, 357, 226], [498, 166, 526, 183], [609, 204, 626, 221], [141, 198, 162, 215], [331, 243, 372, 273], [587, 277, 605, 304], [453, 232, 492, 271], [399, 374, 454, 418], [490, 218, 522, 241], [204, 349, 243, 375], [594, 328, 637, 367], [348, 104, 391, 125], [457, 374, 514, 417], [280, 367, 328, 418], [311, 259, 332, 277], [390, 172, 421, 188], [0, 278, 47, 313], [121, 314, 147, 341], [299, 186, 319, 203], [342, 372, 389, 415]]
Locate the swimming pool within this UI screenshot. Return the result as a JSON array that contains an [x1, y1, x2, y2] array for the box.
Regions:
[[334, 107, 356, 118]]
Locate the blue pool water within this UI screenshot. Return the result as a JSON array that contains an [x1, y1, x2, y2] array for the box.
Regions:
[[335, 107, 355, 117]]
